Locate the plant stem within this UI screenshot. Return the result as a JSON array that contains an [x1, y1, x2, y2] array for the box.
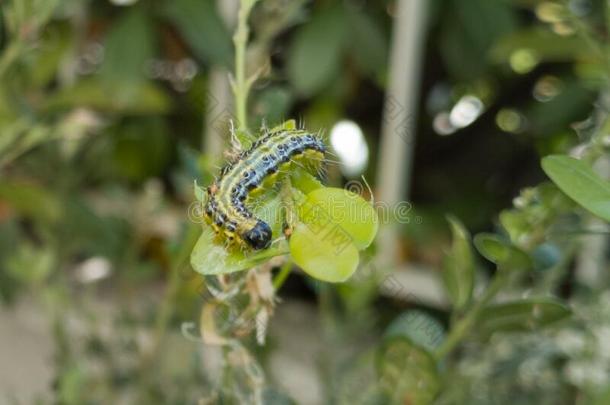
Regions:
[[272, 177, 298, 291], [434, 270, 509, 360], [232, 0, 258, 140], [273, 260, 292, 290], [280, 177, 298, 229]]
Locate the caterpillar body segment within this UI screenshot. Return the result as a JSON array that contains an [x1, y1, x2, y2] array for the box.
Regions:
[[204, 129, 326, 250]]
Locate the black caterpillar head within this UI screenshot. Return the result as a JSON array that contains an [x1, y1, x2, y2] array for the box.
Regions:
[[242, 220, 272, 250]]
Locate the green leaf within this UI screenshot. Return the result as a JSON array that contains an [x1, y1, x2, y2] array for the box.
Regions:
[[101, 7, 155, 89], [526, 81, 594, 135], [499, 209, 529, 245], [0, 180, 61, 223], [287, 5, 348, 96], [254, 87, 294, 127], [377, 336, 440, 405], [346, 10, 387, 75], [28, 25, 73, 88], [194, 180, 206, 202], [289, 222, 359, 283], [442, 216, 474, 310], [270, 119, 298, 132], [473, 233, 531, 270], [542, 155, 610, 222], [44, 78, 172, 115], [262, 389, 296, 405], [440, 0, 516, 80], [455, 0, 517, 56], [490, 27, 596, 63], [164, 0, 232, 66], [474, 234, 506, 261], [588, 385, 610, 405], [6, 243, 55, 284], [289, 170, 324, 194], [384, 310, 445, 353], [289, 187, 378, 282], [301, 187, 378, 250], [111, 117, 172, 181], [478, 298, 571, 333], [190, 225, 288, 275], [0, 122, 53, 167]]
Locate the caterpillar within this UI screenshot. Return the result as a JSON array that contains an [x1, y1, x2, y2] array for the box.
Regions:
[[204, 128, 326, 250]]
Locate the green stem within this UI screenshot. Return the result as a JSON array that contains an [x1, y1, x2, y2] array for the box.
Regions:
[[434, 270, 509, 360], [232, 0, 258, 140], [273, 260, 292, 290], [271, 176, 300, 291], [281, 177, 298, 229]]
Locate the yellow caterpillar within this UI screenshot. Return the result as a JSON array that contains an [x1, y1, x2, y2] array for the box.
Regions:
[[204, 129, 326, 250]]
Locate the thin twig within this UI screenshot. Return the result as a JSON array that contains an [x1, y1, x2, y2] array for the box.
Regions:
[[232, 0, 259, 141], [434, 270, 509, 360]]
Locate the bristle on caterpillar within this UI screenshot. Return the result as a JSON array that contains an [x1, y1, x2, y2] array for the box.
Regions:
[[204, 129, 327, 250]]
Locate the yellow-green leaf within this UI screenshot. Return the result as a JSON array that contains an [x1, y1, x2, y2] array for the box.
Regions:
[[478, 298, 571, 333], [302, 187, 378, 250], [542, 155, 610, 222], [442, 216, 474, 310], [377, 336, 440, 405]]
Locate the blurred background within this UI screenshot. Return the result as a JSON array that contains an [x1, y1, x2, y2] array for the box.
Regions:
[[1, 0, 609, 404]]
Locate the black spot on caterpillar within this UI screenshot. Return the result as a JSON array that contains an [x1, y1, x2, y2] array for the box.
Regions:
[[204, 129, 326, 250]]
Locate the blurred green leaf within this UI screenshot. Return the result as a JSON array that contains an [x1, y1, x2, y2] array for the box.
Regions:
[[101, 7, 154, 89], [194, 180, 206, 202], [262, 388, 296, 405], [455, 0, 517, 54], [164, 0, 232, 66], [474, 233, 531, 270], [287, 5, 348, 96], [499, 209, 529, 245], [27, 25, 72, 87], [0, 221, 23, 303], [346, 10, 387, 76], [45, 78, 172, 114], [253, 86, 294, 127], [442, 216, 474, 310], [478, 298, 571, 333], [0, 180, 61, 223], [0, 122, 53, 167], [527, 81, 594, 135], [6, 243, 55, 284], [385, 310, 445, 353], [58, 364, 85, 405], [111, 117, 172, 181], [377, 336, 440, 405], [61, 197, 130, 260], [542, 155, 610, 222], [490, 27, 596, 63], [588, 385, 610, 405], [441, 0, 516, 79]]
